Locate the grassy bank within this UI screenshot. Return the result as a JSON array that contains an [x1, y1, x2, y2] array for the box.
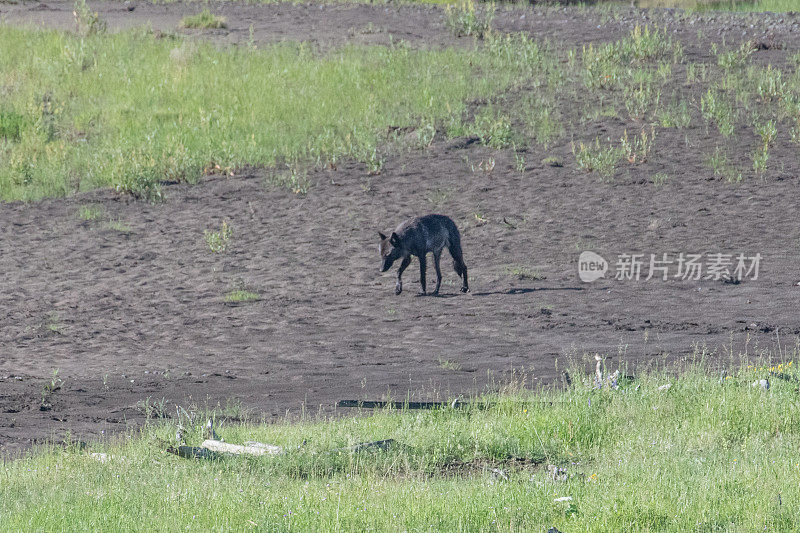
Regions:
[[0, 24, 530, 202], [3, 358, 800, 531], [5, 11, 800, 203]]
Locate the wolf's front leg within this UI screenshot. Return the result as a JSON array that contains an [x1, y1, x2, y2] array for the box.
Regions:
[[395, 256, 411, 295], [418, 255, 427, 295]]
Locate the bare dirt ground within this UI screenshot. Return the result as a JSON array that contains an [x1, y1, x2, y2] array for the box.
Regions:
[[2, 1, 800, 456]]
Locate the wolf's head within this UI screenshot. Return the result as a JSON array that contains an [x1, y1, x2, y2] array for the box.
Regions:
[[378, 231, 403, 272]]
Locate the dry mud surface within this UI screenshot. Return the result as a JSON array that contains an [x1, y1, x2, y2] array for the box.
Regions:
[[2, 1, 800, 456]]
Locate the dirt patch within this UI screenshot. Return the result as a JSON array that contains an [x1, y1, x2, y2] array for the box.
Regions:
[[3, 137, 799, 456], [2, 2, 800, 457], [439, 456, 543, 478]]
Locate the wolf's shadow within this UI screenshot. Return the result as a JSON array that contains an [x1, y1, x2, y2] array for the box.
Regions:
[[416, 286, 586, 298], [470, 287, 585, 297]]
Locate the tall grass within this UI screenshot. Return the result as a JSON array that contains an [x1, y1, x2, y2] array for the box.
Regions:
[[3, 358, 800, 530], [0, 25, 527, 202]]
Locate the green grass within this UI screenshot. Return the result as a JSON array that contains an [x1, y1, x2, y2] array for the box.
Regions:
[[224, 289, 260, 303], [437, 356, 462, 371], [3, 15, 799, 201], [4, 358, 800, 530], [105, 219, 132, 232], [0, 25, 531, 202], [504, 265, 544, 280], [77, 204, 104, 220], [180, 9, 227, 29], [571, 138, 624, 179]]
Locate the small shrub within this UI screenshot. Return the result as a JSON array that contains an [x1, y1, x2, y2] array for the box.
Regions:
[[472, 112, 514, 149], [415, 122, 436, 149], [485, 32, 545, 74], [266, 167, 311, 195], [0, 109, 27, 142], [790, 125, 800, 145], [618, 25, 678, 62], [73, 0, 106, 36], [106, 219, 132, 233], [706, 148, 742, 183], [755, 120, 777, 149], [438, 357, 462, 371], [204, 221, 233, 253], [620, 126, 657, 164], [181, 10, 227, 30], [113, 166, 163, 203], [572, 138, 623, 179], [752, 148, 768, 177], [749, 121, 775, 178], [651, 172, 669, 186], [717, 41, 755, 70], [754, 66, 785, 101], [444, 0, 494, 39], [624, 81, 660, 120], [514, 151, 526, 172], [360, 147, 385, 175], [656, 101, 691, 129], [425, 187, 453, 206], [522, 102, 563, 147], [581, 44, 623, 90], [701, 89, 735, 137]]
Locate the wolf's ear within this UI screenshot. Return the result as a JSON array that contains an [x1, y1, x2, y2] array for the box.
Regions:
[[378, 231, 387, 240], [389, 232, 401, 247]]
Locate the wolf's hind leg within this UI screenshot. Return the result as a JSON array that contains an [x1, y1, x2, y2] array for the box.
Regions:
[[432, 250, 443, 295]]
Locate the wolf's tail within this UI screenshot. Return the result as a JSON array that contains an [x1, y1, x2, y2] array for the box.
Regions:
[[447, 221, 468, 283]]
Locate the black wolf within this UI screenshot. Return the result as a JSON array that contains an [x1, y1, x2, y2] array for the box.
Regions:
[[378, 214, 469, 295]]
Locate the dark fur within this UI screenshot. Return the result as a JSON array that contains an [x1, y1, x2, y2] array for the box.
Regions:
[[378, 214, 469, 295]]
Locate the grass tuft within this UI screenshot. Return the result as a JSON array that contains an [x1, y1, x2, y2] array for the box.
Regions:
[[224, 289, 260, 303], [180, 9, 227, 30]]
